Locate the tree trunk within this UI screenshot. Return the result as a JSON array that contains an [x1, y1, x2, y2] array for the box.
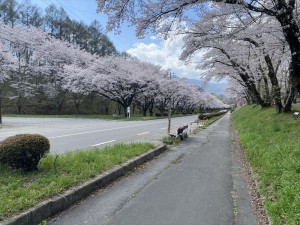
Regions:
[[244, 91, 252, 104], [276, 12, 300, 95], [219, 47, 266, 107], [117, 104, 122, 115], [55, 98, 64, 114], [105, 105, 109, 115], [293, 92, 298, 104], [273, 88, 283, 114], [123, 105, 127, 117], [283, 86, 297, 112], [262, 76, 271, 106], [263, 54, 283, 113], [142, 104, 147, 117], [74, 102, 80, 114], [149, 101, 154, 116], [245, 79, 266, 106], [72, 94, 80, 114], [16, 96, 23, 114], [57, 103, 63, 114], [243, 38, 282, 111], [132, 103, 136, 115], [104, 99, 110, 115]]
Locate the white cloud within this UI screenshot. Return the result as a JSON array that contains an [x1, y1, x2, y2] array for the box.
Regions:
[[150, 35, 157, 40], [127, 34, 205, 80]]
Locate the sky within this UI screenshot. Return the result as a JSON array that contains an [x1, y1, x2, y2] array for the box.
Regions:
[[21, 0, 226, 85]]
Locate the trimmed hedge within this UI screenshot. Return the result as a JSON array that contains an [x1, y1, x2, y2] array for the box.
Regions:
[[198, 110, 227, 120], [0, 134, 50, 171]]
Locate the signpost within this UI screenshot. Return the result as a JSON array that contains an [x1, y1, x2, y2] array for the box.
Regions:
[[127, 106, 130, 118]]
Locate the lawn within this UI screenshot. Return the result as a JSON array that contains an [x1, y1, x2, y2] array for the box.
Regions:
[[232, 105, 300, 225], [0, 142, 154, 221]]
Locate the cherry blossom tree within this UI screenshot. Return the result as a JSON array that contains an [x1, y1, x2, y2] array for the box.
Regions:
[[180, 6, 292, 112], [89, 56, 157, 116], [35, 37, 76, 113], [60, 48, 96, 114], [0, 22, 50, 113], [0, 41, 9, 123], [97, 0, 300, 110], [155, 78, 180, 115], [0, 11, 227, 117], [183, 37, 266, 105], [0, 21, 79, 114], [134, 64, 166, 116], [225, 78, 248, 105]]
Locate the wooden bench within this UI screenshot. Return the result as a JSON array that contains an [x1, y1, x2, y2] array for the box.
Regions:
[[170, 125, 188, 140]]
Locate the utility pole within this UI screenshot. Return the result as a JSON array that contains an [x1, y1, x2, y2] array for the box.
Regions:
[[167, 71, 173, 135], [0, 89, 2, 124]]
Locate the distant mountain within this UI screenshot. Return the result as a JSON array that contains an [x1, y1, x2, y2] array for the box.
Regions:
[[181, 78, 227, 95]]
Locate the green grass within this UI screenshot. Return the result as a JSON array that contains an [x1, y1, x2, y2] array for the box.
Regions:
[[232, 105, 300, 225], [0, 142, 154, 221], [161, 135, 182, 145]]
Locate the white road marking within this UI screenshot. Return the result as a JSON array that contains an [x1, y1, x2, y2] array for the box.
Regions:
[[161, 128, 166, 129], [137, 132, 149, 136], [48, 122, 164, 139], [92, 140, 116, 147]]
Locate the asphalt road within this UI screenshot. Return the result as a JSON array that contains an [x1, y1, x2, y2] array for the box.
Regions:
[[48, 113, 258, 225], [0, 116, 197, 154]]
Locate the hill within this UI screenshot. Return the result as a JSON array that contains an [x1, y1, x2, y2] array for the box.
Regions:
[[187, 79, 227, 95]]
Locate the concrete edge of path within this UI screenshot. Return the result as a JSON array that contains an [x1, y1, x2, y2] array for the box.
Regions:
[[230, 125, 260, 225], [1, 144, 167, 225]]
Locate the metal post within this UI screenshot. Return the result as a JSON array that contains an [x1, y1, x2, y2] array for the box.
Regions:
[[167, 71, 173, 135], [0, 89, 2, 124], [167, 98, 171, 134], [127, 106, 130, 119]]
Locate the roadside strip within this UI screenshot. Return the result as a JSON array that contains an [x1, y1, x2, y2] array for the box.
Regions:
[[2, 145, 167, 225]]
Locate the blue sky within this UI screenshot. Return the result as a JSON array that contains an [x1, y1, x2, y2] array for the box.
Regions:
[[19, 0, 227, 88], [26, 0, 158, 52]]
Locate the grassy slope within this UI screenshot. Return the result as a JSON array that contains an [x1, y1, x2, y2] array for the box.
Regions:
[[232, 105, 300, 225], [0, 143, 154, 221]]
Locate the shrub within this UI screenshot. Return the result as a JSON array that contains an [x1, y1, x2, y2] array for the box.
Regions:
[[155, 112, 169, 117], [198, 110, 227, 120], [0, 134, 50, 171], [198, 114, 209, 120]]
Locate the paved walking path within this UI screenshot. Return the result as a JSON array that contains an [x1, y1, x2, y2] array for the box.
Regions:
[[49, 113, 259, 225]]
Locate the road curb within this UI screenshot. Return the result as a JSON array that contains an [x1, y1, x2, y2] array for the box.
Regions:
[[1, 144, 167, 225]]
